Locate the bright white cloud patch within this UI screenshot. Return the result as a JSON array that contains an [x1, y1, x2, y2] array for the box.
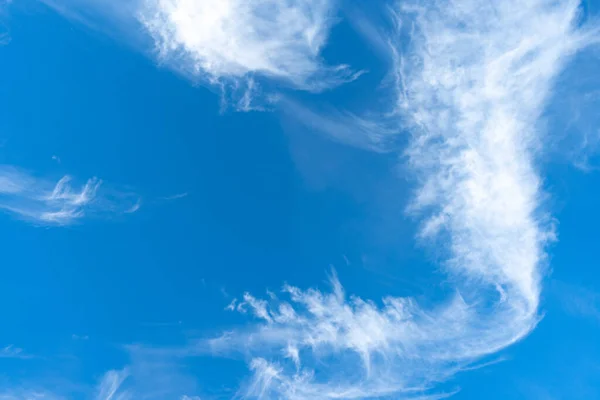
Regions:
[[138, 0, 355, 90], [41, 0, 357, 108], [0, 166, 139, 225], [208, 0, 600, 398]]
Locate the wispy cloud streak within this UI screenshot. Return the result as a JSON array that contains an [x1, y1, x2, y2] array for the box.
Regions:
[[0, 165, 139, 225], [207, 0, 600, 398], [0, 345, 31, 359], [281, 98, 400, 153], [95, 369, 131, 400], [40, 0, 359, 108], [552, 281, 600, 322]]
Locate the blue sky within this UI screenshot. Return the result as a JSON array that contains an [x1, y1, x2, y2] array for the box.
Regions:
[[0, 0, 600, 399]]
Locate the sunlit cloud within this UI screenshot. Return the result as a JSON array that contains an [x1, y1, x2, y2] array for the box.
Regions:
[[205, 0, 600, 398], [40, 0, 358, 109], [138, 0, 357, 89], [95, 369, 131, 400], [13, 0, 600, 398], [0, 165, 139, 225]]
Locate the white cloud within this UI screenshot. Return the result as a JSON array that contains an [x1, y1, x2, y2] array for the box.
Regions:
[[41, 0, 360, 109], [95, 369, 131, 400], [13, 0, 600, 398], [205, 0, 600, 398], [0, 165, 139, 225], [138, 0, 355, 90]]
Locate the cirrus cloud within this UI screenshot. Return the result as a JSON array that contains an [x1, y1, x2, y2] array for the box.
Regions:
[[138, 0, 357, 90], [204, 0, 600, 398], [14, 0, 600, 398], [40, 0, 358, 109], [0, 165, 139, 225]]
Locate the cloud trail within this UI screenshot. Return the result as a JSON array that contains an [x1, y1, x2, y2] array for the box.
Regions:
[[40, 0, 357, 108], [95, 369, 131, 400], [206, 0, 600, 398], [280, 98, 400, 153], [0, 165, 139, 225]]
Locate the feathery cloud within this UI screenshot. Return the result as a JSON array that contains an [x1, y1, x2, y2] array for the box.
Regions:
[[41, 0, 357, 108], [95, 369, 130, 400], [205, 1, 600, 398], [0, 165, 139, 225], [138, 0, 354, 90], [17, 0, 600, 397]]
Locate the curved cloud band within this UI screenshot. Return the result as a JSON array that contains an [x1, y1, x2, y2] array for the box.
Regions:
[[209, 1, 599, 398]]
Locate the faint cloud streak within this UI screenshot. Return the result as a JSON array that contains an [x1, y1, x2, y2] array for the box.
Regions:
[[0, 165, 139, 225], [0, 345, 31, 360], [552, 281, 600, 322], [95, 369, 131, 400]]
